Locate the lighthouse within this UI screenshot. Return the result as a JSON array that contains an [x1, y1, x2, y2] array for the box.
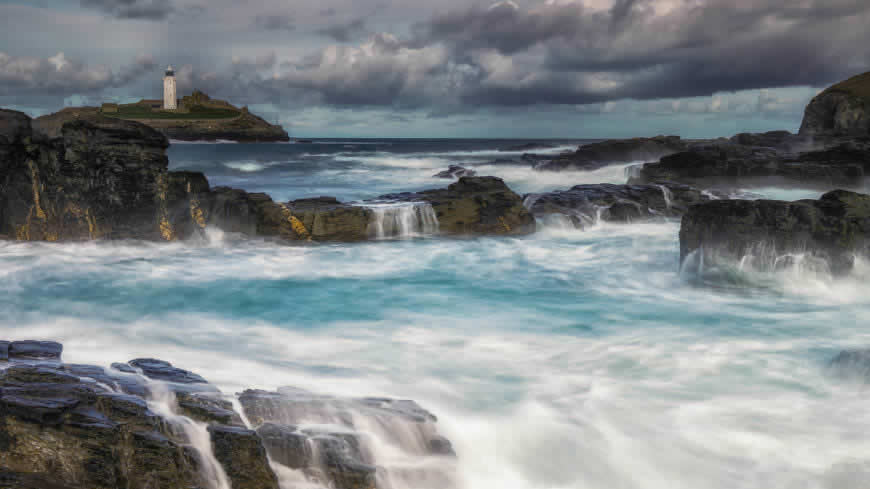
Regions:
[[163, 66, 177, 110]]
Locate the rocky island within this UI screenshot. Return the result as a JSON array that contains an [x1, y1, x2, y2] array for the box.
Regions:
[[98, 89, 289, 142]]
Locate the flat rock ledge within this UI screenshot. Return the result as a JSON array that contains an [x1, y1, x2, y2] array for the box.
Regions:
[[525, 182, 709, 228], [0, 340, 455, 489]]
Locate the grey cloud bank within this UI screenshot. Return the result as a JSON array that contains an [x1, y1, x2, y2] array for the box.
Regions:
[[3, 0, 870, 136]]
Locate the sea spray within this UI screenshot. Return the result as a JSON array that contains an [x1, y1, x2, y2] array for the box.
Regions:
[[366, 202, 439, 238]]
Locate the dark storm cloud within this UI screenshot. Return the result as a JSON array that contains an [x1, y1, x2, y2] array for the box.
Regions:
[[37, 0, 870, 113], [317, 18, 368, 42], [80, 0, 174, 20]]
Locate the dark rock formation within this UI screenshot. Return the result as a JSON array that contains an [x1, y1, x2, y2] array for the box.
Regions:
[[534, 136, 686, 171], [525, 182, 710, 227], [800, 71, 870, 138], [629, 139, 870, 188], [6, 341, 62, 360], [0, 109, 171, 241], [433, 165, 477, 179], [208, 425, 280, 489], [0, 341, 458, 489], [679, 189, 870, 274], [127, 358, 210, 385], [0, 341, 279, 489], [377, 176, 536, 236]]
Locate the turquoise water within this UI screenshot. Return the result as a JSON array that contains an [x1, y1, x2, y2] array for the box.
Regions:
[[2, 140, 869, 489]]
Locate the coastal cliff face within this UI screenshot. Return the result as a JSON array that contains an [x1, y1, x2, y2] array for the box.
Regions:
[[0, 109, 532, 243], [0, 109, 170, 241], [800, 71, 870, 137]]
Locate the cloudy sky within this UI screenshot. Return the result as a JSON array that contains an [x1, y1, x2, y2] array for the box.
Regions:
[[1, 0, 869, 137]]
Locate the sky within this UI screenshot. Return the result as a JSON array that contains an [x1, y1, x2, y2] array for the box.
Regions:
[[1, 0, 869, 138]]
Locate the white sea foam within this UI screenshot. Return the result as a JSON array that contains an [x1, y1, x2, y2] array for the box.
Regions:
[[3, 217, 870, 489]]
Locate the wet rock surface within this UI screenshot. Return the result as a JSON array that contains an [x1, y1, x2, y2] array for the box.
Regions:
[[378, 176, 536, 235], [533, 136, 686, 171], [0, 342, 456, 489], [679, 189, 870, 274], [525, 182, 710, 227]]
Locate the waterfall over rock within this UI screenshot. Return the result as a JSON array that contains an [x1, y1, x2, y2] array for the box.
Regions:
[[365, 203, 439, 239], [239, 387, 458, 489]]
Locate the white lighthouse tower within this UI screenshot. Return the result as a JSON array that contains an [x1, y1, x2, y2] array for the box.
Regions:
[[163, 66, 177, 110]]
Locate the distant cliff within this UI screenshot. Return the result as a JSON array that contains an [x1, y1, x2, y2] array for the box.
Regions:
[[98, 90, 290, 142], [800, 71, 870, 137]]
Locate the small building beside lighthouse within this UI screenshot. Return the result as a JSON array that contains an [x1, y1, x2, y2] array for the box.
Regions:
[[163, 66, 177, 110]]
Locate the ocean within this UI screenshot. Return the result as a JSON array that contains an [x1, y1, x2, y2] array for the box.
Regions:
[[2, 138, 868, 489]]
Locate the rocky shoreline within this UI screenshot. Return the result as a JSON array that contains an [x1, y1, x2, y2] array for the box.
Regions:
[[0, 108, 533, 243], [0, 340, 456, 489], [2, 71, 870, 273]]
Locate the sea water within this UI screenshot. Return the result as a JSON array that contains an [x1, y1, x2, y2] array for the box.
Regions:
[[1, 139, 869, 489]]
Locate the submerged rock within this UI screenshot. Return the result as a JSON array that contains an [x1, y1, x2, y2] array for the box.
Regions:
[[433, 165, 477, 179], [525, 182, 709, 227], [829, 349, 870, 381], [534, 136, 686, 171], [378, 176, 536, 236], [679, 189, 870, 274]]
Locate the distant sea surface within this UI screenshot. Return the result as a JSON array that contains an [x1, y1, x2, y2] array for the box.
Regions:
[[2, 138, 869, 489]]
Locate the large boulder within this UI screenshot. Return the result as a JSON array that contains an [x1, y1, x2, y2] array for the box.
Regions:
[[534, 136, 686, 171], [0, 109, 171, 241], [378, 176, 535, 236], [800, 71, 870, 138], [525, 182, 709, 227], [679, 189, 870, 274]]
